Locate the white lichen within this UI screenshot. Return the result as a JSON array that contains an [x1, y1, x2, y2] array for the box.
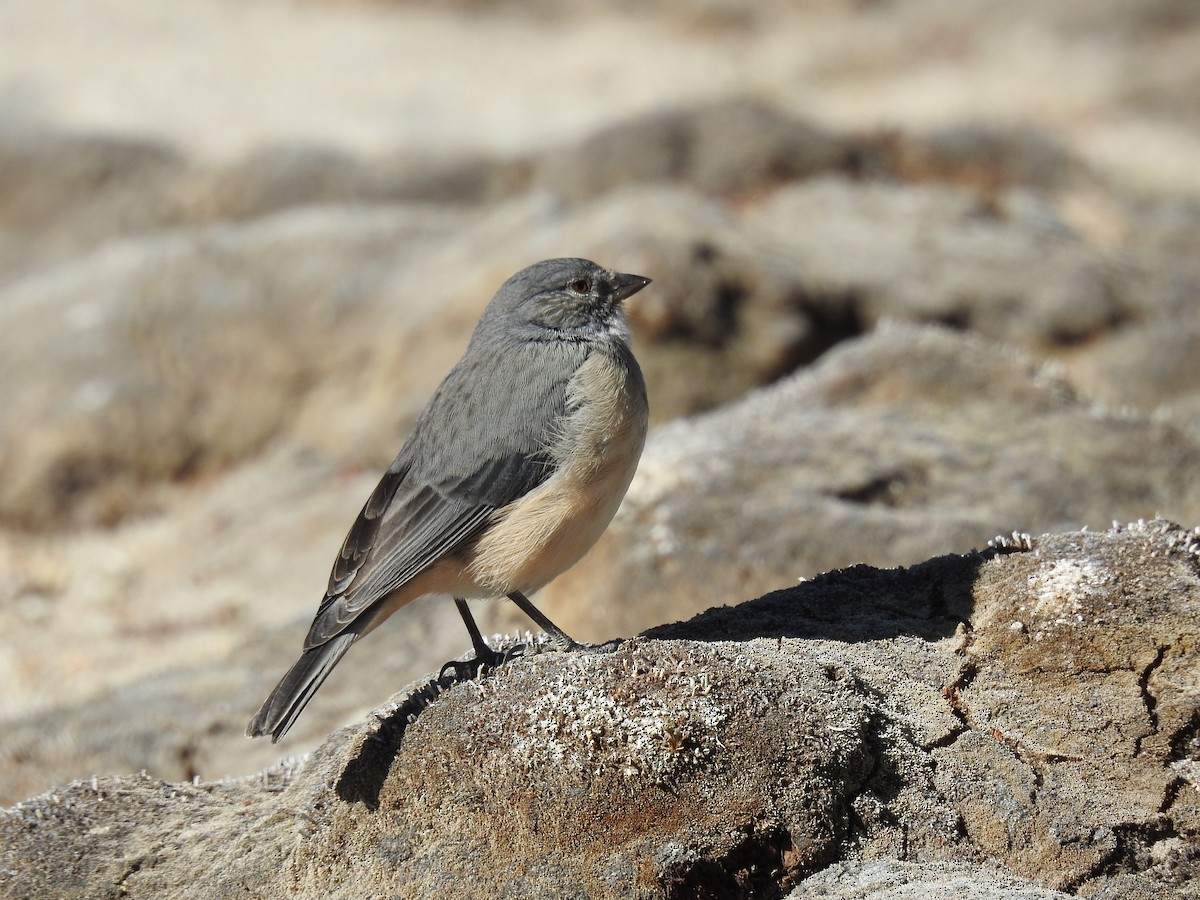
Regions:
[[1025, 558, 1116, 621], [502, 649, 728, 785]]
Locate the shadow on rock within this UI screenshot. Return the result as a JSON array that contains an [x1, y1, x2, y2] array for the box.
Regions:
[[643, 545, 1011, 645], [336, 662, 481, 809]]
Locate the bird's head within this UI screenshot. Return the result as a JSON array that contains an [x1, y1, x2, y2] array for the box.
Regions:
[[476, 258, 651, 344]]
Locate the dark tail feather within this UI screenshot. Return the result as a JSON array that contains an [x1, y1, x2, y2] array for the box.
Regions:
[[246, 633, 357, 742]]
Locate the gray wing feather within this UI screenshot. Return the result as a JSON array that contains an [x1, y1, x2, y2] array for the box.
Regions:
[[350, 454, 547, 601], [302, 340, 585, 649]]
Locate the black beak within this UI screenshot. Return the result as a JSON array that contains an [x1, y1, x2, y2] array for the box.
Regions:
[[611, 272, 652, 302]]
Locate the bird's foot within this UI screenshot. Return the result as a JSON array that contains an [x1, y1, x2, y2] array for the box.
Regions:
[[530, 635, 624, 655], [437, 636, 625, 682], [437, 641, 525, 684], [436, 656, 484, 683], [583, 637, 624, 654]]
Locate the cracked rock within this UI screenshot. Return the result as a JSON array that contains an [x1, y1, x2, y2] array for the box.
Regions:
[[3, 521, 1197, 898]]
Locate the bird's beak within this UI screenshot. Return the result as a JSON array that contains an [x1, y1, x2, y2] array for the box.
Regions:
[[611, 272, 652, 302]]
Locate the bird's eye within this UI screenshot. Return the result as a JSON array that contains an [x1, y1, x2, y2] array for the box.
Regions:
[[568, 278, 591, 295]]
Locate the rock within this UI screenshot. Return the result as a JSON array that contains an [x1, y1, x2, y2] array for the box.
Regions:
[[534, 98, 851, 202], [789, 860, 1075, 899], [530, 322, 1200, 640], [874, 122, 1080, 193], [1061, 194, 1200, 426], [3, 520, 1197, 898], [176, 144, 534, 221], [0, 203, 479, 528], [6, 321, 1200, 806], [5, 118, 1198, 528], [0, 119, 534, 289], [744, 177, 1128, 348], [0, 122, 188, 284], [1066, 315, 1200, 426]]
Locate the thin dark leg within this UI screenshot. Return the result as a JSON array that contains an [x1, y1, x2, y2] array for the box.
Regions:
[[507, 591, 579, 649], [454, 597, 501, 664], [439, 597, 505, 681]]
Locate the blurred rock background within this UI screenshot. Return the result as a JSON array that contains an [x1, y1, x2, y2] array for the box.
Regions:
[[1, 0, 1199, 806]]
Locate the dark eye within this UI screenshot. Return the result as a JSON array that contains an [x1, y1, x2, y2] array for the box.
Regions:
[[568, 278, 591, 295]]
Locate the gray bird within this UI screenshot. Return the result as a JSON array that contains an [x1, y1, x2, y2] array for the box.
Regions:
[[247, 258, 650, 742]]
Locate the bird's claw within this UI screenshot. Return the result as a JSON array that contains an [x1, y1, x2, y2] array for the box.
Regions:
[[436, 636, 623, 684], [437, 642, 528, 684]]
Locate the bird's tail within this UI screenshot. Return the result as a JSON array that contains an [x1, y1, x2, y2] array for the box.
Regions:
[[246, 633, 357, 743]]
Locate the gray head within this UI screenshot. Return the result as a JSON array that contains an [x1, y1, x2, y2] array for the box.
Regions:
[[472, 258, 651, 347]]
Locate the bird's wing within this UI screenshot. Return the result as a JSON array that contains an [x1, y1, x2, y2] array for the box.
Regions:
[[302, 341, 583, 649], [303, 451, 552, 648]]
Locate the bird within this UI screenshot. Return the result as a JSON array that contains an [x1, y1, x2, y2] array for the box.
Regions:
[[247, 258, 651, 742]]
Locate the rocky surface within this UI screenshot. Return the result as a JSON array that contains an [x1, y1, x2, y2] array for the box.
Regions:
[[533, 323, 1200, 641], [3, 522, 1198, 898], [4, 320, 1198, 812], [2, 0, 1200, 896]]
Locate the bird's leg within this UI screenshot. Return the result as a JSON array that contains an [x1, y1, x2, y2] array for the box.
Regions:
[[506, 591, 585, 651], [454, 597, 506, 665], [439, 598, 507, 682], [441, 593, 620, 682]]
